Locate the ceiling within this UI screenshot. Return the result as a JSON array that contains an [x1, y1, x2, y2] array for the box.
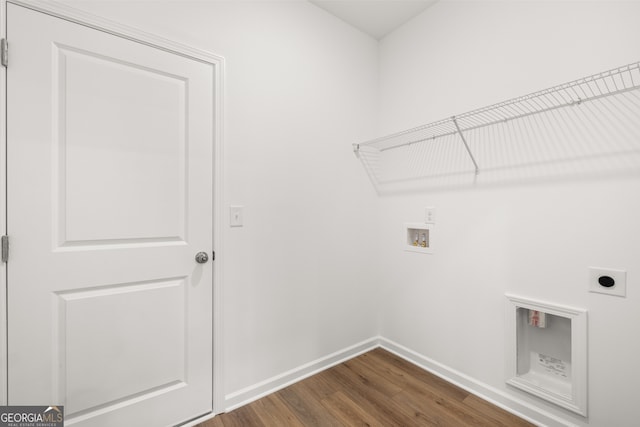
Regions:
[[308, 0, 437, 40]]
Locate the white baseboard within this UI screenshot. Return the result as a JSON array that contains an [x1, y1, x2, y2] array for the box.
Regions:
[[223, 336, 380, 411], [219, 335, 577, 427], [378, 337, 577, 427], [178, 412, 216, 427]]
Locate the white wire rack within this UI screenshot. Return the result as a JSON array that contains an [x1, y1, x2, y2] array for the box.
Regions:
[[354, 61, 640, 182]]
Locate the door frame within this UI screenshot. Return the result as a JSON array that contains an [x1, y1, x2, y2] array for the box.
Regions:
[[0, 0, 226, 419]]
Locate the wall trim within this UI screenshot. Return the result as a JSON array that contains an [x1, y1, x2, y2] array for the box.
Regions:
[[0, 0, 8, 407], [379, 337, 577, 427], [1, 0, 226, 414], [223, 337, 381, 411]]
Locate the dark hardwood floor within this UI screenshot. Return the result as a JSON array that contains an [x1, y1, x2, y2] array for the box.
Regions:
[[200, 348, 534, 426]]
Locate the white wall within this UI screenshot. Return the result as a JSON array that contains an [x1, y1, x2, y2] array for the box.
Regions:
[[61, 0, 380, 406], [378, 1, 640, 425]]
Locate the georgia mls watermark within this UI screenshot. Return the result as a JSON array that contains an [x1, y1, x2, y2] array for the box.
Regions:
[[0, 406, 64, 427]]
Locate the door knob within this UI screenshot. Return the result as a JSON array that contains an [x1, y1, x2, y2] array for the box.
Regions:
[[195, 252, 209, 264]]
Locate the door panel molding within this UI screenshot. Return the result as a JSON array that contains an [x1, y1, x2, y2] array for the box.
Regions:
[[0, 0, 225, 417], [56, 277, 189, 416]]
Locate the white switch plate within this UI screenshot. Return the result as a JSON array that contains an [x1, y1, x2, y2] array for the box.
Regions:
[[425, 206, 436, 223], [588, 267, 626, 297], [230, 206, 244, 227]]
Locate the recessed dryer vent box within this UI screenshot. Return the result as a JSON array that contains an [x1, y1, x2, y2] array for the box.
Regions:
[[505, 295, 587, 416], [404, 223, 433, 254]]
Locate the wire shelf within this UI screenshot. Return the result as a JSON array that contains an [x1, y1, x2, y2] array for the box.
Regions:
[[354, 61, 640, 192]]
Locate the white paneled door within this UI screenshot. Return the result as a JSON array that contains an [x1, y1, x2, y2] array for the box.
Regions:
[[6, 4, 214, 426]]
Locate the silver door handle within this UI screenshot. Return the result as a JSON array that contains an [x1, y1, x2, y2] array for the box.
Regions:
[[195, 252, 209, 264]]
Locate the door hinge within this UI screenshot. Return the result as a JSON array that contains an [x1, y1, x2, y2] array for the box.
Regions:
[[212, 251, 215, 261], [1, 39, 7, 68], [1, 235, 8, 263]]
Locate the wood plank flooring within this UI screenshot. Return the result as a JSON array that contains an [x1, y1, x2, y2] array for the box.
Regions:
[[199, 348, 534, 426]]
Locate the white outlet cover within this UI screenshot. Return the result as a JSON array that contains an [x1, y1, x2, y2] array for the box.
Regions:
[[425, 206, 436, 223], [588, 267, 626, 297]]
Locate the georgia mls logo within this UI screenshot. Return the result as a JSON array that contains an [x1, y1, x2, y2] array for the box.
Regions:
[[0, 405, 64, 427]]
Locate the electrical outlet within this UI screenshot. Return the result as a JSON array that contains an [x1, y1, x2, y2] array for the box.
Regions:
[[588, 267, 626, 297], [425, 206, 436, 223]]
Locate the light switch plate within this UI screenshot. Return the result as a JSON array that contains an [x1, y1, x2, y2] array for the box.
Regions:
[[230, 206, 244, 227], [588, 267, 626, 297]]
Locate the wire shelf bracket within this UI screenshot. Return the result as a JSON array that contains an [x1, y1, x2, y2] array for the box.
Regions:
[[452, 115, 479, 175]]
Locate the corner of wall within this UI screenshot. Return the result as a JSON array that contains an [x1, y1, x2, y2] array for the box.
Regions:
[[223, 337, 381, 412]]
